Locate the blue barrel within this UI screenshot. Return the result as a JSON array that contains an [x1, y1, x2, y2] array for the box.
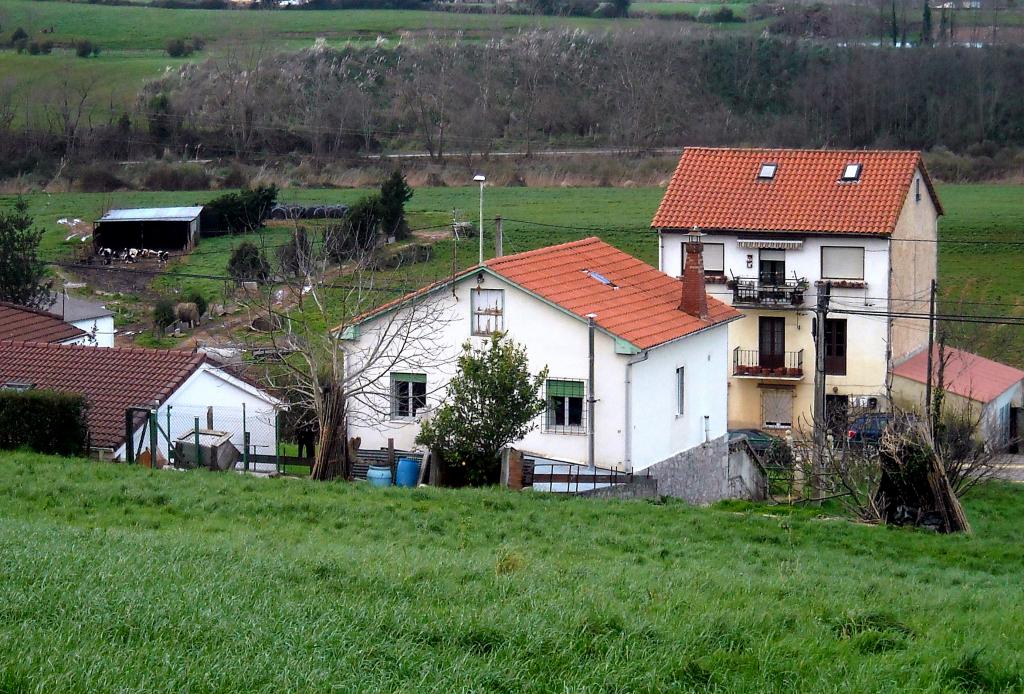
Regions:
[[366, 465, 392, 487], [395, 457, 420, 488]]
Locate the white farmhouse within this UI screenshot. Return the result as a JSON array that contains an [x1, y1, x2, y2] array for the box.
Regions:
[[653, 148, 942, 434], [341, 237, 741, 476], [44, 292, 116, 347]]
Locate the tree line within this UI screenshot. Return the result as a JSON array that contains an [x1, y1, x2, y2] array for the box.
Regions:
[[2, 31, 1024, 181]]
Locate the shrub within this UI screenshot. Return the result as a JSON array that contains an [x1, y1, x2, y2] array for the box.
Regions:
[[153, 298, 176, 335], [166, 39, 190, 57], [75, 40, 96, 58], [141, 162, 209, 191], [0, 389, 89, 456], [28, 41, 40, 55], [10, 27, 28, 44], [379, 169, 413, 240], [227, 242, 271, 284], [204, 185, 277, 233], [75, 164, 128, 192], [325, 194, 383, 263], [276, 226, 313, 277], [184, 290, 208, 317]]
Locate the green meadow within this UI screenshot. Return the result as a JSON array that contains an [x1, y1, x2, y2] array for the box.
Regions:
[[0, 453, 1021, 691]]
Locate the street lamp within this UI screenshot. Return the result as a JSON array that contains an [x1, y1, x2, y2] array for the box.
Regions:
[[473, 174, 486, 264]]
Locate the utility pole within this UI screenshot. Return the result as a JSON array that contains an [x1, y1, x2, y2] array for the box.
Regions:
[[587, 313, 596, 471], [925, 278, 937, 430], [494, 216, 503, 258], [812, 281, 831, 501]]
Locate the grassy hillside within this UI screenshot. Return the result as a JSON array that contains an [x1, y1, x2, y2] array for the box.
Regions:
[[0, 453, 1021, 691]]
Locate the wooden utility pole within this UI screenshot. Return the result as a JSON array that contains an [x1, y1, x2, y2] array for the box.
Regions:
[[812, 282, 831, 501], [925, 278, 937, 430]]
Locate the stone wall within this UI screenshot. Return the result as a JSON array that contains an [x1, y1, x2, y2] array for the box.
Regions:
[[643, 435, 766, 504], [577, 478, 658, 500]]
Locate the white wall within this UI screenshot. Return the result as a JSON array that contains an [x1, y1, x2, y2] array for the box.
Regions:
[[67, 315, 115, 348], [629, 324, 731, 470], [981, 382, 1023, 449]]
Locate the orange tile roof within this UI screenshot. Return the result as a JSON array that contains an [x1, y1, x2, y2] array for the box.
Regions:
[[0, 301, 87, 344], [346, 239, 740, 350], [652, 147, 942, 235], [0, 340, 205, 449], [892, 346, 1024, 404], [486, 238, 740, 349]]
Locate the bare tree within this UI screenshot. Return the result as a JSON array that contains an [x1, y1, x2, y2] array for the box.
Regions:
[[246, 222, 458, 480]]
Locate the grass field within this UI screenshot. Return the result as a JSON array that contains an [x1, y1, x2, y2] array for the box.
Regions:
[[0, 453, 1021, 691]]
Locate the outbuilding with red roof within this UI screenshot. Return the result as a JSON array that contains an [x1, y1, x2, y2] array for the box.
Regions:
[[892, 346, 1023, 450], [339, 237, 744, 485]]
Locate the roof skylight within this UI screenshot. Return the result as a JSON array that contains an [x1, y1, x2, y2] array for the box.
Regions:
[[757, 163, 778, 180], [584, 270, 617, 288], [841, 163, 862, 181]]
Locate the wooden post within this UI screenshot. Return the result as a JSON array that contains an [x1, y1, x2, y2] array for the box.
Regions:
[[387, 438, 395, 483], [148, 411, 158, 471], [194, 417, 201, 468], [925, 278, 937, 433], [125, 409, 135, 464], [242, 402, 248, 472], [812, 282, 831, 502], [206, 406, 214, 430]]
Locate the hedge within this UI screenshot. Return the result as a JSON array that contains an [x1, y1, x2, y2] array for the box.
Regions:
[[0, 389, 90, 456]]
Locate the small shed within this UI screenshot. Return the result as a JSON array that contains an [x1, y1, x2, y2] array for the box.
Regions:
[[95, 206, 203, 252], [891, 346, 1024, 451]]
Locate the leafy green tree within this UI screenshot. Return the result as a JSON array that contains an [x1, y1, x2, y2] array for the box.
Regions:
[[227, 242, 271, 283], [206, 185, 278, 233], [416, 333, 548, 486], [378, 170, 413, 240], [0, 200, 49, 308], [326, 193, 383, 262]]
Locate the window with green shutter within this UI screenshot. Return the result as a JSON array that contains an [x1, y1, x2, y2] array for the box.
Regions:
[[545, 379, 585, 434], [391, 372, 427, 419]]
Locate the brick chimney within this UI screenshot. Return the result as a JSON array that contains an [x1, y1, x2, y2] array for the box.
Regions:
[[679, 233, 709, 320]]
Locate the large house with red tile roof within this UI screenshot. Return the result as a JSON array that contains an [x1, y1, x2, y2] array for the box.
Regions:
[[653, 147, 941, 434], [0, 341, 282, 462], [340, 237, 742, 478]]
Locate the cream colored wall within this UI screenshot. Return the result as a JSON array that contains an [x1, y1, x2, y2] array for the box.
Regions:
[[889, 169, 939, 363], [890, 375, 982, 423]]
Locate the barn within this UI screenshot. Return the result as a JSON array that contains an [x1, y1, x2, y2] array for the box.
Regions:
[[94, 206, 203, 252]]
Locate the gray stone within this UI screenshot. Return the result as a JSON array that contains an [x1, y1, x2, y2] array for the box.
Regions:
[[643, 435, 766, 505]]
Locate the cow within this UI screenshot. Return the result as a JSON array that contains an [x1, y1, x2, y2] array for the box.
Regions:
[[98, 247, 113, 265], [174, 302, 200, 329]]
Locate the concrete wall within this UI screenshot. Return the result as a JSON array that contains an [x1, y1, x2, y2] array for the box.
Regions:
[[889, 169, 940, 363], [642, 434, 764, 504], [577, 478, 658, 500]]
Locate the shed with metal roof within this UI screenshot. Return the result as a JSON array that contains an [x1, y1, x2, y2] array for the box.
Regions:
[[95, 206, 203, 251]]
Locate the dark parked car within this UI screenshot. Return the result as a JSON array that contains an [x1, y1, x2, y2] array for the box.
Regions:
[[847, 413, 895, 446], [728, 428, 781, 456]]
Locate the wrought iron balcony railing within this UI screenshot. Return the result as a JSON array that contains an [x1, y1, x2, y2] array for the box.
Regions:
[[733, 347, 805, 379], [729, 277, 808, 308]]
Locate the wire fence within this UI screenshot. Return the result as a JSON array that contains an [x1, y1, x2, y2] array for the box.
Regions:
[[127, 403, 281, 473]]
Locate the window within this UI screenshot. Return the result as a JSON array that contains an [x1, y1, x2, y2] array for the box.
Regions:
[[471, 288, 504, 335], [762, 388, 793, 430], [700, 243, 725, 276], [915, 177, 921, 202], [824, 319, 847, 376], [759, 249, 786, 284], [676, 367, 685, 415], [391, 373, 426, 419], [840, 163, 862, 181], [0, 381, 34, 392], [758, 163, 778, 180], [821, 246, 864, 280], [545, 379, 585, 434]]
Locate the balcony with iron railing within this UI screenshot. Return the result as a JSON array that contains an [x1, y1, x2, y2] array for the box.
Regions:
[[733, 347, 805, 379], [728, 275, 809, 308]]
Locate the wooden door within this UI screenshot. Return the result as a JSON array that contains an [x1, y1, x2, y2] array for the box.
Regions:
[[759, 317, 785, 369]]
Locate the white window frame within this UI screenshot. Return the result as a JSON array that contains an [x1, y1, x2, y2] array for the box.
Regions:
[[471, 288, 504, 336], [821, 246, 865, 280], [700, 243, 725, 276], [676, 366, 685, 416], [544, 378, 586, 435], [758, 163, 777, 179]]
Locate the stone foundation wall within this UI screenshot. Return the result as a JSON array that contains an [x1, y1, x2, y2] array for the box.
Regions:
[[643, 435, 765, 504], [577, 478, 658, 500]]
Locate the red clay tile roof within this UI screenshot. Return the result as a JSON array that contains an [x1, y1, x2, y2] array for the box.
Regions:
[[892, 346, 1024, 404], [486, 238, 740, 349], [0, 341, 205, 449], [652, 147, 942, 235], [0, 302, 87, 344], [345, 238, 740, 349]]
